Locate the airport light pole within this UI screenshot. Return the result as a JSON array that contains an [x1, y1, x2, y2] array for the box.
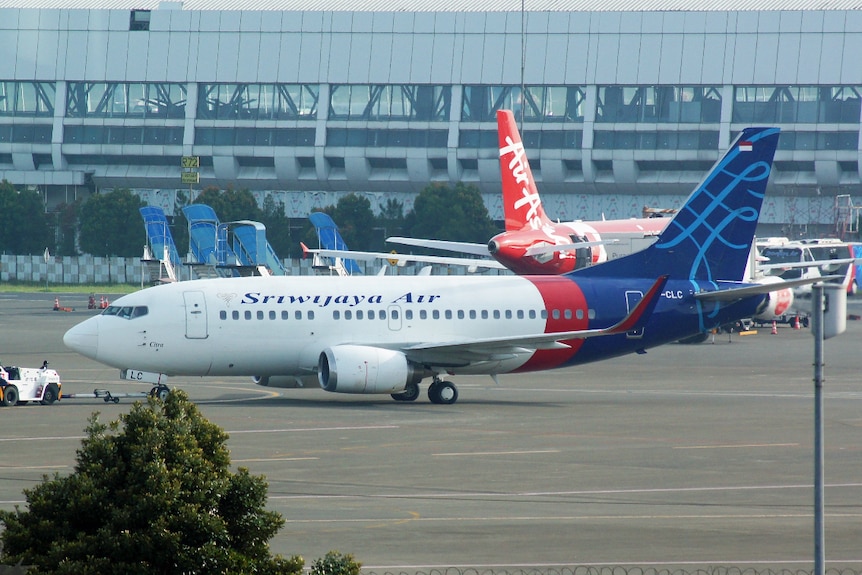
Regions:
[[812, 284, 825, 575], [811, 282, 846, 575]]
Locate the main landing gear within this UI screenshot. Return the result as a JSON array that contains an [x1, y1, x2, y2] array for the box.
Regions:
[[390, 377, 459, 405]]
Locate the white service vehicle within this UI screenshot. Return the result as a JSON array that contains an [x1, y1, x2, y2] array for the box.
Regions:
[[0, 361, 62, 406]]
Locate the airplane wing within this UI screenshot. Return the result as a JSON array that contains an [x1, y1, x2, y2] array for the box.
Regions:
[[301, 243, 506, 270], [386, 236, 491, 256], [695, 275, 845, 302], [398, 276, 668, 367]]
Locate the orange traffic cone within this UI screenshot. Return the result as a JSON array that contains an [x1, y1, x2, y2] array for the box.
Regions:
[[793, 315, 801, 330], [53, 297, 59, 311], [771, 321, 778, 335]]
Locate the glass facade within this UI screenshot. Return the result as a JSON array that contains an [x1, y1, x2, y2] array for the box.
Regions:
[[66, 83, 186, 118], [198, 84, 318, 120], [0, 81, 55, 116], [461, 86, 585, 122], [328, 85, 450, 121], [733, 85, 862, 124], [596, 86, 721, 123], [0, 80, 858, 154]]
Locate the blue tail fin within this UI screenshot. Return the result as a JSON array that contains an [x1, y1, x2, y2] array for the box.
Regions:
[[575, 127, 780, 282]]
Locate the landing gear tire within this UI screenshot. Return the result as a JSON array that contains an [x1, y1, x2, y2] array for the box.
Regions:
[[2, 385, 19, 407], [392, 382, 420, 402], [40, 383, 60, 405], [428, 380, 458, 405], [151, 385, 170, 401]]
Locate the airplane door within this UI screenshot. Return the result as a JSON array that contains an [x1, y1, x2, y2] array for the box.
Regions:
[[388, 305, 402, 331], [624, 290, 644, 339], [183, 291, 208, 339]]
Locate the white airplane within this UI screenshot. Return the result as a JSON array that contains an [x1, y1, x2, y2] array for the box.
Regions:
[[66, 127, 815, 405]]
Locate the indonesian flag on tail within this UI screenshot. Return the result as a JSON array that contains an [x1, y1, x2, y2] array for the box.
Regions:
[[739, 140, 753, 152]]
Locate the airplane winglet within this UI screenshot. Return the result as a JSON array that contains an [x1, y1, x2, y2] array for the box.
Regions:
[[606, 275, 669, 334], [300, 242, 310, 259]]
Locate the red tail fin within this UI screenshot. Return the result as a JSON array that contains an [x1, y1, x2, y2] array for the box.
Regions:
[[497, 109, 550, 231]]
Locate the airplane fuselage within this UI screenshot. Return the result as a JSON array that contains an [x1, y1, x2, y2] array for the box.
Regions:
[[65, 274, 764, 383]]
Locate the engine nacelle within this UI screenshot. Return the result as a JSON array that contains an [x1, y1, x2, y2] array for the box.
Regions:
[[253, 375, 318, 389], [753, 275, 794, 321], [318, 345, 424, 394]]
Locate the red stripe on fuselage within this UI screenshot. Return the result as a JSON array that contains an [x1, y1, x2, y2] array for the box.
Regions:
[[515, 276, 589, 372]]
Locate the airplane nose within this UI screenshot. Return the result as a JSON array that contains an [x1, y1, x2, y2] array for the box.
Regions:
[[63, 317, 99, 360]]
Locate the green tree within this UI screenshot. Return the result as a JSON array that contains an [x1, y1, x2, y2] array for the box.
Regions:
[[54, 200, 81, 256], [0, 390, 303, 575], [374, 197, 405, 252], [403, 183, 499, 245], [331, 193, 376, 251], [78, 189, 146, 257], [259, 194, 292, 259], [0, 180, 54, 255], [194, 187, 262, 223]]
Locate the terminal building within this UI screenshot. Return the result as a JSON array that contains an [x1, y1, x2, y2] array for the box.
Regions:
[[1, 0, 861, 236]]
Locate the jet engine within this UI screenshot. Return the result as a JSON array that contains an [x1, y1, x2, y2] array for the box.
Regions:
[[318, 345, 425, 394], [753, 275, 794, 321]]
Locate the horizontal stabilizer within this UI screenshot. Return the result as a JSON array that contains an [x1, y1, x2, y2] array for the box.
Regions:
[[387, 236, 490, 256], [695, 275, 845, 302]]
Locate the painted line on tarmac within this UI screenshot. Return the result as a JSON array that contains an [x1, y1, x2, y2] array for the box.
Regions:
[[433, 449, 560, 456], [674, 442, 799, 449], [233, 457, 319, 463], [229, 425, 399, 434], [269, 482, 862, 500]]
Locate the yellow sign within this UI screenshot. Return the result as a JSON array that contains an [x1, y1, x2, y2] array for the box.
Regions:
[[388, 250, 399, 266], [181, 156, 200, 168], [181, 172, 200, 184]]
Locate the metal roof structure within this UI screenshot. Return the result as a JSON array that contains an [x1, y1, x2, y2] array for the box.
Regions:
[[1, 0, 862, 10]]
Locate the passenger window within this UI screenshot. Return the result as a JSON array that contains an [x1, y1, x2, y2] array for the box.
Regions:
[[405, 310, 413, 320], [564, 309, 572, 320], [588, 309, 596, 319], [294, 310, 302, 320], [333, 311, 340, 320], [308, 311, 315, 320], [516, 310, 524, 319], [576, 309, 584, 320], [419, 310, 427, 320], [457, 310, 465, 319], [368, 310, 375, 320], [345, 310, 352, 320], [445, 310, 452, 319], [257, 311, 264, 320], [433, 310, 440, 319], [529, 310, 537, 319], [245, 311, 252, 320], [379, 310, 386, 320], [356, 310, 364, 320], [391, 310, 399, 319], [469, 310, 476, 319], [282, 311, 289, 320], [232, 310, 239, 320], [269, 310, 276, 320], [220, 310, 227, 320], [493, 310, 500, 319], [552, 309, 560, 320]]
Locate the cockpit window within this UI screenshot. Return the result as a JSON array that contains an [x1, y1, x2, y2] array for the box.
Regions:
[[102, 305, 148, 319]]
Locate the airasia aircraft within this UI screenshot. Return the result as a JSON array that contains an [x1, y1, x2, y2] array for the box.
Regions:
[[387, 110, 670, 274]]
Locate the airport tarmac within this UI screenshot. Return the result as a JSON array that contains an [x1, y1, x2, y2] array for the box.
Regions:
[[1, 291, 861, 571]]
